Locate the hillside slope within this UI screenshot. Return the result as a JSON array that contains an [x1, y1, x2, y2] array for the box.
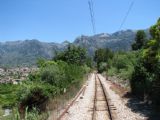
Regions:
[[0, 29, 149, 66]]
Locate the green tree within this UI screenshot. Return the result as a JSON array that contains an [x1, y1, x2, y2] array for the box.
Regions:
[[94, 48, 113, 72], [36, 58, 46, 67], [143, 18, 160, 107], [94, 48, 113, 64], [132, 30, 147, 50], [86, 57, 93, 68], [94, 49, 106, 65], [130, 18, 160, 108], [54, 45, 87, 66]]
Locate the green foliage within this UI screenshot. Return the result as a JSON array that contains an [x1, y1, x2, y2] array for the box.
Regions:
[[94, 48, 113, 73], [40, 64, 65, 86], [98, 62, 107, 73], [12, 107, 49, 120], [94, 48, 113, 64], [107, 51, 137, 80], [149, 18, 160, 40], [36, 58, 46, 67], [130, 61, 152, 95], [94, 48, 137, 80], [145, 18, 160, 108], [18, 83, 50, 110], [0, 84, 21, 108], [39, 60, 87, 89], [132, 30, 147, 50], [113, 54, 128, 70], [16, 59, 89, 118], [94, 49, 138, 81], [130, 18, 160, 108], [54, 45, 87, 66], [0, 35, 105, 119], [86, 57, 93, 68], [0, 53, 89, 119]]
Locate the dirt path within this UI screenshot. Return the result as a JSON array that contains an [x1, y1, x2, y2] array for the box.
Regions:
[[59, 73, 147, 120]]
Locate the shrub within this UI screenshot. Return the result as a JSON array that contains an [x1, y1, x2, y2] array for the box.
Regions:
[[0, 84, 20, 108], [54, 45, 87, 66], [40, 64, 65, 87], [107, 51, 137, 80], [107, 67, 117, 76], [130, 62, 148, 95], [18, 85, 49, 112], [98, 62, 107, 73], [130, 18, 160, 108], [17, 60, 88, 116], [13, 107, 49, 120]]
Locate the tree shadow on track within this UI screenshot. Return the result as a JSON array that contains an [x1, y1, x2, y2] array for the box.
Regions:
[[123, 92, 160, 120]]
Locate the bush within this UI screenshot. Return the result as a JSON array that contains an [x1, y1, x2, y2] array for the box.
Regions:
[[118, 65, 134, 80], [1, 46, 90, 119], [17, 60, 88, 116], [130, 18, 160, 108], [0, 84, 20, 108], [107, 51, 137, 80], [13, 107, 49, 120], [18, 85, 49, 112], [94, 48, 113, 73], [107, 67, 117, 76], [54, 45, 87, 66], [130, 62, 147, 95], [98, 62, 107, 73], [40, 64, 65, 87]]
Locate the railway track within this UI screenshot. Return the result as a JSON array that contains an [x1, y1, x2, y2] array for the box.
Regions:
[[92, 74, 116, 120], [57, 84, 86, 120], [57, 73, 116, 120]]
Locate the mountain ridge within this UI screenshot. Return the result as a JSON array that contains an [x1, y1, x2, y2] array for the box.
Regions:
[[0, 29, 149, 66]]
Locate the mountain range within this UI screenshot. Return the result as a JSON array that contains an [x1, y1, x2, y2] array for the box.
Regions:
[[0, 29, 149, 67]]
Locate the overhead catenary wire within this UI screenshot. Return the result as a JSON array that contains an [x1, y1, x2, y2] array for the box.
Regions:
[[88, 1, 95, 34], [88, 0, 96, 34], [90, 0, 96, 31], [88, 0, 134, 34], [118, 1, 135, 31]]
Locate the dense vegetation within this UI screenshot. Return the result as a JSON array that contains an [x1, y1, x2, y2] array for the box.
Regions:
[[0, 18, 159, 119], [94, 48, 137, 80], [132, 30, 147, 50], [94, 48, 113, 73], [130, 18, 160, 108], [107, 51, 138, 80], [94, 18, 160, 110], [0, 45, 90, 119], [0, 29, 147, 67]]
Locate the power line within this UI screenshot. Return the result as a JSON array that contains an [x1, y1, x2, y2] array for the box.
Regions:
[[88, 0, 95, 34], [118, 1, 134, 31], [88, 0, 96, 34], [90, 0, 95, 28]]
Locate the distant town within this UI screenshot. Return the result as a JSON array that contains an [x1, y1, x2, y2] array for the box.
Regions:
[[0, 67, 38, 84]]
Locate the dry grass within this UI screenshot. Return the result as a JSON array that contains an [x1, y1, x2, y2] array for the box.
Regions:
[[110, 81, 129, 97], [47, 75, 87, 120]]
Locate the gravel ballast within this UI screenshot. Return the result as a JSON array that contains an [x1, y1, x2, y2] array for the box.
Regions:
[[61, 73, 147, 120], [98, 74, 147, 120]]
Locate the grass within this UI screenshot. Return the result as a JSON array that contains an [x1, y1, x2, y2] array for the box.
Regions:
[[47, 77, 86, 120], [0, 84, 20, 108], [0, 60, 90, 119], [0, 106, 4, 116], [0, 105, 14, 120]]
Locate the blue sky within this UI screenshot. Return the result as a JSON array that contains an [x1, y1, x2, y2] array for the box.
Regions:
[[0, 0, 159, 43]]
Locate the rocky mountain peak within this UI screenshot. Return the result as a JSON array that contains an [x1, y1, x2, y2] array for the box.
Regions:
[[0, 29, 149, 66]]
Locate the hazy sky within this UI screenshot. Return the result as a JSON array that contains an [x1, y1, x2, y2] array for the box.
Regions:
[[0, 0, 159, 43]]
